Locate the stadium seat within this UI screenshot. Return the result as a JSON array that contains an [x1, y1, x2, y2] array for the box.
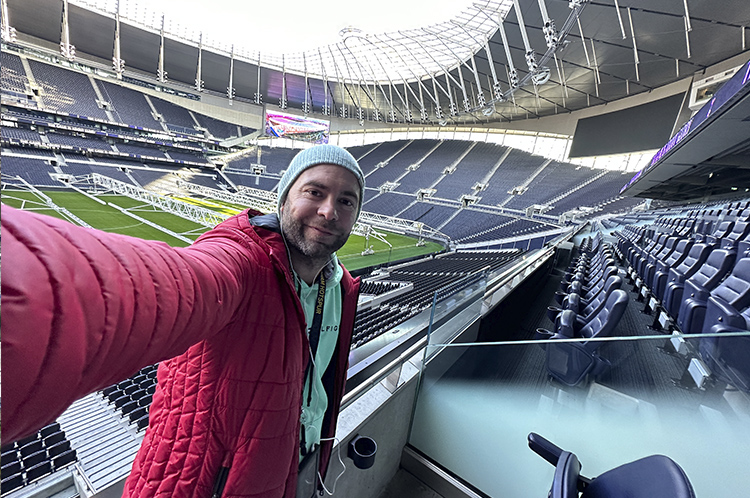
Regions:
[[700, 220, 734, 244], [547, 275, 623, 329], [22, 449, 48, 469], [544, 290, 629, 386], [26, 460, 52, 482], [653, 243, 711, 301], [664, 248, 735, 319], [1, 449, 18, 467], [43, 431, 66, 448], [719, 221, 750, 250], [120, 400, 139, 416], [644, 238, 692, 292], [39, 423, 61, 439], [698, 298, 750, 393], [136, 414, 150, 431], [1, 475, 24, 496], [636, 235, 679, 280], [528, 433, 695, 498], [52, 449, 78, 470], [47, 441, 71, 459], [20, 440, 43, 458], [558, 261, 618, 305], [129, 406, 149, 423], [1, 461, 22, 479], [114, 393, 131, 408], [676, 257, 750, 334]]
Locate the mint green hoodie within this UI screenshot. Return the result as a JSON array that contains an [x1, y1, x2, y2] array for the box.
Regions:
[[296, 255, 344, 458]]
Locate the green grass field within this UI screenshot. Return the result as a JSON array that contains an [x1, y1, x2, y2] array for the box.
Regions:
[[3, 188, 444, 270]]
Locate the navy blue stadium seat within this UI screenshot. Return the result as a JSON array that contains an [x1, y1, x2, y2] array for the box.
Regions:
[[20, 440, 43, 458], [544, 290, 629, 386], [700, 220, 733, 244], [699, 297, 750, 393], [22, 449, 48, 469], [653, 242, 711, 301], [129, 406, 149, 423], [665, 248, 735, 319], [43, 431, 66, 448], [136, 414, 150, 431], [645, 238, 692, 292], [1, 449, 18, 467], [677, 257, 750, 334], [39, 423, 61, 439], [719, 221, 750, 250], [548, 275, 622, 329], [528, 433, 695, 498]]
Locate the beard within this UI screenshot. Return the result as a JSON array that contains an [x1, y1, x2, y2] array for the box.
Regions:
[[280, 208, 350, 265]]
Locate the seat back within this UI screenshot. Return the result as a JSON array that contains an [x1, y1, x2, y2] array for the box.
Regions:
[[721, 221, 750, 250], [652, 236, 679, 263], [711, 258, 750, 309], [663, 238, 693, 268], [673, 243, 712, 278], [582, 455, 696, 498], [579, 290, 629, 339], [710, 220, 735, 241], [686, 248, 735, 291], [581, 276, 623, 319]]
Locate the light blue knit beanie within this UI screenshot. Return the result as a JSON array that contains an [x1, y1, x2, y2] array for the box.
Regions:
[[277, 144, 365, 216]]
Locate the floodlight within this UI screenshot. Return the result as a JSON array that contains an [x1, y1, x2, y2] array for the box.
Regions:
[[532, 67, 551, 85]]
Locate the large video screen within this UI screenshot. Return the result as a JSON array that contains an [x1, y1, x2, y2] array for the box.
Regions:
[[569, 93, 686, 158], [265, 110, 330, 144]]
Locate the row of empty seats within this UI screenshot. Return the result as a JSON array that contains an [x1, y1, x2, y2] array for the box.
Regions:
[[612, 208, 750, 393], [536, 233, 630, 386], [100, 364, 159, 431], [1, 423, 78, 496], [2, 51, 252, 139], [2, 121, 208, 166], [352, 251, 522, 347]]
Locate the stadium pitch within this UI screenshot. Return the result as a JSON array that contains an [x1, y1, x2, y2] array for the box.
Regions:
[[2, 189, 444, 270]]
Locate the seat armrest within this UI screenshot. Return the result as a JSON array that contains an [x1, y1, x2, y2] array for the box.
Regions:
[[684, 280, 711, 304], [668, 267, 687, 286], [527, 433, 563, 467], [703, 296, 748, 333], [557, 310, 577, 337]]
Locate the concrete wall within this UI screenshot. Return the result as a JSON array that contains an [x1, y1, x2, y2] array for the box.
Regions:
[[324, 362, 421, 498]]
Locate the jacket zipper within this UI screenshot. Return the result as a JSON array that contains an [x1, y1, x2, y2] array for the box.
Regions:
[[211, 466, 230, 498]]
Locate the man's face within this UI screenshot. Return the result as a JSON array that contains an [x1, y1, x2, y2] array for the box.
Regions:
[[280, 164, 360, 264]]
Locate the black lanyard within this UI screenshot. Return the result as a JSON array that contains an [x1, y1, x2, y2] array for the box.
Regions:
[[300, 273, 326, 457], [305, 272, 326, 406]]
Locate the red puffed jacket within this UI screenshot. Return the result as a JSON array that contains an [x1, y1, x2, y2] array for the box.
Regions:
[[1, 206, 359, 497]]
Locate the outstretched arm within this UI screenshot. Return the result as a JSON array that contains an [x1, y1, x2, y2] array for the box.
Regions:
[[1, 205, 254, 443]]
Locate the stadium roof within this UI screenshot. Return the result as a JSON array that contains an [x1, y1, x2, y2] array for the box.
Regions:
[[3, 0, 750, 127]]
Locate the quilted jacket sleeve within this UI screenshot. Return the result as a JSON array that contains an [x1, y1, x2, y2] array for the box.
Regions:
[[1, 205, 257, 443]]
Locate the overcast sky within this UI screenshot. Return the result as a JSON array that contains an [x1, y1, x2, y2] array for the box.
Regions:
[[146, 0, 477, 54]]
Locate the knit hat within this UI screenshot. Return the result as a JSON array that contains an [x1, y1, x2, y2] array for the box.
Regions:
[[277, 144, 365, 216]]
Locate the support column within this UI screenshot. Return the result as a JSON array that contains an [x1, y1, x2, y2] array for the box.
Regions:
[[227, 44, 236, 103], [157, 14, 167, 83], [1, 0, 17, 42], [112, 0, 125, 79], [60, 0, 76, 60], [195, 32, 204, 91]]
